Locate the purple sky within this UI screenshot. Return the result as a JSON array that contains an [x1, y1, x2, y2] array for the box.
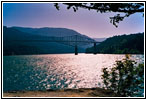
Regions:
[[3, 3, 144, 38]]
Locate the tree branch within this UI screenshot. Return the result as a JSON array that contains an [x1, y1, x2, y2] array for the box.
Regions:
[[54, 3, 144, 27], [63, 3, 144, 13]]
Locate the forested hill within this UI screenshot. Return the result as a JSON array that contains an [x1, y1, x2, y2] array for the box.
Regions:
[[4, 26, 94, 55], [86, 33, 144, 54]]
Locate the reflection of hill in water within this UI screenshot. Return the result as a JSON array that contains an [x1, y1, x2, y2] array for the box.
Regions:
[[3, 26, 95, 55]]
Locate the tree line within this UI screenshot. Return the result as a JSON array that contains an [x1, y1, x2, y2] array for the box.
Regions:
[[86, 33, 144, 54]]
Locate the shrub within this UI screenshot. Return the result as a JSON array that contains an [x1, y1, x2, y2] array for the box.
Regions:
[[101, 55, 144, 97]]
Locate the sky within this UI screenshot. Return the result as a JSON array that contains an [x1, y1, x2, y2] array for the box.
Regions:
[[3, 3, 144, 38]]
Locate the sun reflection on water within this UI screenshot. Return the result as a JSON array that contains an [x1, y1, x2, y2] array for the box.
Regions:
[[3, 54, 144, 91]]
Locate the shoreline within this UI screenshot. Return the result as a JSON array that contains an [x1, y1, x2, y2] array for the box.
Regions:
[[3, 88, 119, 97]]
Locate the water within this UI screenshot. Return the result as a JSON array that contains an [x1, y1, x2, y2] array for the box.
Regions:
[[3, 54, 144, 92]]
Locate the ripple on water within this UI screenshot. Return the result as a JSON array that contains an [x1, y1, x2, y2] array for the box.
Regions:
[[3, 54, 144, 91]]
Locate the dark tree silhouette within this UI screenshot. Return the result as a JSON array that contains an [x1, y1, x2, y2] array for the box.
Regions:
[[54, 3, 144, 27]]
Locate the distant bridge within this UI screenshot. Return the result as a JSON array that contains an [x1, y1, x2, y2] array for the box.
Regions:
[[5, 35, 102, 55]]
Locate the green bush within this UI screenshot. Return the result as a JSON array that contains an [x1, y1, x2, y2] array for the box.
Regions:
[[101, 55, 144, 97]]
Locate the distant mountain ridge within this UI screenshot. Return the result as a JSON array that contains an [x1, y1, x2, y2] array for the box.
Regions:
[[93, 38, 106, 42], [12, 26, 89, 38], [3, 26, 95, 55]]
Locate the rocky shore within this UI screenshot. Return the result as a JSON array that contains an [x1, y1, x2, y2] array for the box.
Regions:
[[3, 88, 119, 97]]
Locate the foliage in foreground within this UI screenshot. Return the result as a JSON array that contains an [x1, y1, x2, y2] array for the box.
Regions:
[[101, 55, 144, 97]]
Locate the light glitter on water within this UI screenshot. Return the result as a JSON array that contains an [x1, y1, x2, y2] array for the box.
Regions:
[[3, 54, 144, 92]]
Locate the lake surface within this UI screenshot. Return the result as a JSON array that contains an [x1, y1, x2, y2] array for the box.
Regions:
[[3, 54, 144, 92]]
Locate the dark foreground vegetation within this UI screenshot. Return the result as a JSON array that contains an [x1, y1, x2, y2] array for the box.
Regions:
[[86, 33, 144, 54], [101, 55, 144, 97]]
